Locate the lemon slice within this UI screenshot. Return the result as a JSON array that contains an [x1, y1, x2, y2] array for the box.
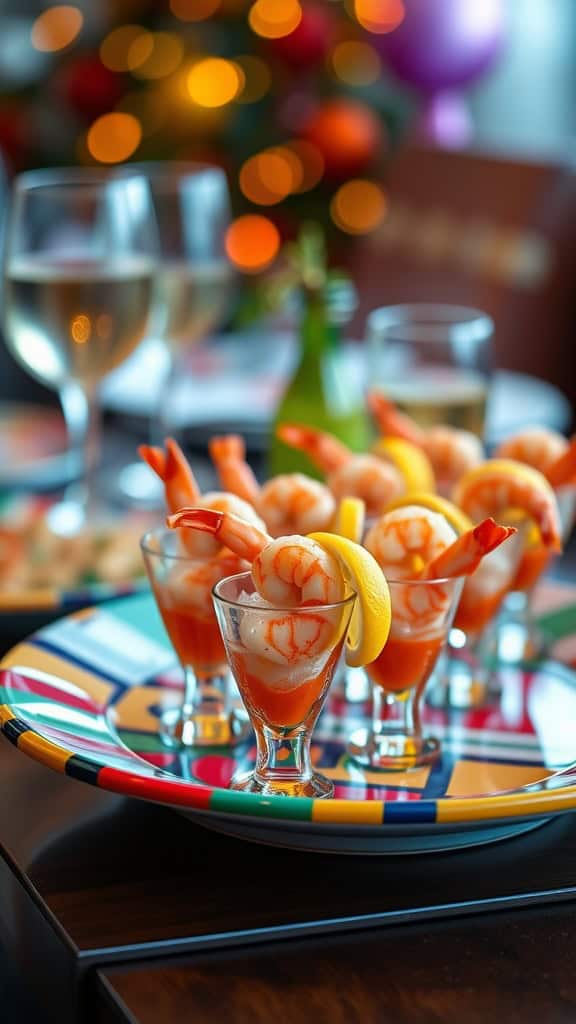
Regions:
[[332, 497, 366, 544], [453, 458, 561, 548], [308, 532, 391, 667], [385, 491, 473, 536], [372, 436, 435, 493]]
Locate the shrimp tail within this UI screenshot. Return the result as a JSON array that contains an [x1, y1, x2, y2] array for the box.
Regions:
[[367, 391, 425, 446], [138, 445, 167, 478], [167, 507, 270, 562], [546, 436, 576, 489], [208, 435, 261, 504], [276, 423, 351, 473], [423, 518, 517, 579]]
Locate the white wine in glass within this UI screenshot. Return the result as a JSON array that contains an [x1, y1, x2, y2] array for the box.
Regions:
[[114, 162, 233, 504], [2, 168, 157, 532]]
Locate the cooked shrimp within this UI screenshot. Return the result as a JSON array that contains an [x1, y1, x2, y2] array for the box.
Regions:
[[421, 518, 516, 579], [277, 424, 404, 518], [496, 428, 576, 491], [140, 437, 265, 557], [164, 552, 248, 617], [209, 433, 335, 536], [453, 459, 561, 551], [364, 506, 457, 580], [368, 391, 483, 494], [167, 507, 346, 665]]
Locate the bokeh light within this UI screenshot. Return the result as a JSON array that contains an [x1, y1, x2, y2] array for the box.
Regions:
[[127, 32, 155, 71], [284, 139, 324, 192], [70, 314, 91, 345], [187, 58, 243, 108], [354, 0, 405, 34], [225, 215, 280, 272], [170, 0, 221, 20], [249, 0, 302, 40], [331, 179, 387, 234], [332, 41, 381, 86], [87, 112, 142, 163], [31, 5, 83, 53], [240, 148, 302, 206], [131, 32, 184, 79], [234, 56, 272, 103], [100, 25, 148, 71]]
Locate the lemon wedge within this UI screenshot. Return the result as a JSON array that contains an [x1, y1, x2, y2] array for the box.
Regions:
[[372, 436, 435, 493], [332, 497, 366, 544], [309, 532, 391, 667], [385, 491, 473, 536], [453, 459, 561, 549]]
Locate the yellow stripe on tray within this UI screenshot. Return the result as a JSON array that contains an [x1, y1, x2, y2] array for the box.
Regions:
[[1, 643, 115, 706], [17, 731, 70, 773], [312, 799, 384, 825], [437, 786, 576, 822]]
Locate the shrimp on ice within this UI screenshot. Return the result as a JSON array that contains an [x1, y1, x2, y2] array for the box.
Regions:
[[276, 424, 404, 518], [452, 459, 562, 551], [368, 391, 483, 495], [167, 507, 346, 665], [139, 437, 265, 557], [209, 434, 335, 537]]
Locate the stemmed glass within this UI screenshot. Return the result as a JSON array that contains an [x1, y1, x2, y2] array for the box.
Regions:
[[116, 162, 234, 504], [141, 526, 248, 748], [348, 576, 464, 770], [213, 571, 356, 797], [2, 168, 157, 532]]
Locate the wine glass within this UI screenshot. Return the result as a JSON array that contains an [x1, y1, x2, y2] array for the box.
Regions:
[[366, 304, 493, 445], [2, 167, 157, 532], [115, 162, 234, 504]]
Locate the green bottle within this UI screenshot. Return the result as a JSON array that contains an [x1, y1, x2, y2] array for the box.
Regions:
[[268, 231, 371, 479]]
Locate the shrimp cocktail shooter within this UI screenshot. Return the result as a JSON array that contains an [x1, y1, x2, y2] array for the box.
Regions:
[[139, 438, 266, 748], [167, 507, 391, 798], [349, 502, 515, 770]]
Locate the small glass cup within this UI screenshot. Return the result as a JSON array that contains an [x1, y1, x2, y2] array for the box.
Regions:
[[141, 527, 246, 748], [495, 487, 576, 664], [429, 527, 526, 709], [366, 304, 493, 447], [213, 571, 356, 798], [348, 576, 464, 771]]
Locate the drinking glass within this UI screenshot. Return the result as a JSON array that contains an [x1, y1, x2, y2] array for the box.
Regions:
[[348, 576, 464, 771], [366, 304, 493, 445], [429, 527, 526, 709], [116, 162, 234, 504], [213, 571, 356, 798], [141, 526, 248, 748], [2, 168, 157, 531]]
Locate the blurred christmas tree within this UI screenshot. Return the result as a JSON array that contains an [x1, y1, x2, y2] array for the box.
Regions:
[[0, 0, 410, 272]]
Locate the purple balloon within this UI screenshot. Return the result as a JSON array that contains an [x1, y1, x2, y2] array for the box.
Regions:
[[377, 0, 505, 92]]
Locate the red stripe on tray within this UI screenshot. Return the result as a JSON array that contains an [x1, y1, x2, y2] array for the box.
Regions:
[[98, 766, 213, 809]]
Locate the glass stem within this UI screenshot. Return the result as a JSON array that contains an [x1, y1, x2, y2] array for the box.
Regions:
[[152, 345, 178, 444], [57, 379, 99, 522], [372, 685, 421, 742], [254, 724, 312, 784]]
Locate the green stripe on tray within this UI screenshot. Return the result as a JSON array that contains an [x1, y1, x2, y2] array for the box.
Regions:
[[211, 788, 315, 820]]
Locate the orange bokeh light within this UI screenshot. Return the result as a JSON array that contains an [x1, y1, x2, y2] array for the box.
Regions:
[[225, 215, 280, 273], [101, 25, 150, 71], [31, 5, 83, 53], [285, 139, 324, 192], [131, 31, 184, 79], [332, 40, 381, 85], [170, 0, 221, 20], [87, 112, 142, 163], [240, 148, 302, 206], [187, 58, 243, 107], [355, 0, 405, 33], [331, 179, 387, 235], [249, 0, 302, 39]]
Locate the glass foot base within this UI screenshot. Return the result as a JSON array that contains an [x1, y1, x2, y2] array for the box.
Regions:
[[160, 707, 251, 749], [230, 769, 334, 799], [347, 727, 440, 771]]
